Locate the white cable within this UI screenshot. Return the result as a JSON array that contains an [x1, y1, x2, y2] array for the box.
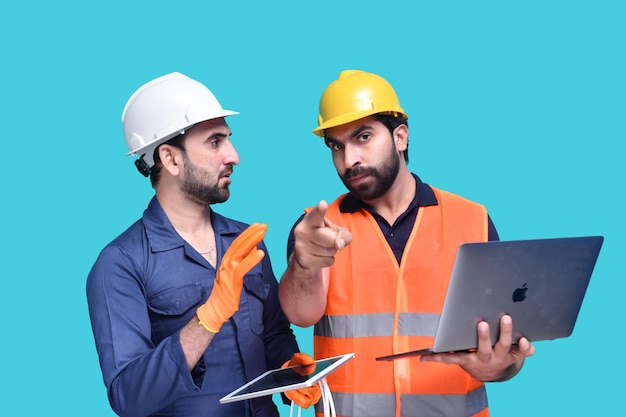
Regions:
[[288, 398, 301, 417], [318, 378, 335, 417], [288, 379, 335, 417]]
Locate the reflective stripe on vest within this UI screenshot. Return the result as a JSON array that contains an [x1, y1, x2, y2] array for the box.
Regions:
[[315, 387, 488, 417], [314, 312, 439, 338]]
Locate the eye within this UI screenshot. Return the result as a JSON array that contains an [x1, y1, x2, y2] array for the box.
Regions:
[[207, 135, 228, 148], [358, 133, 370, 142], [325, 140, 343, 151]]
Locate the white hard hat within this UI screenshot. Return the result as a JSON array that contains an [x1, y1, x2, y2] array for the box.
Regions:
[[122, 72, 238, 176]]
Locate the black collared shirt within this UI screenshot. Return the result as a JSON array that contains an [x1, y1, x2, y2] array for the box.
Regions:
[[287, 174, 499, 264]]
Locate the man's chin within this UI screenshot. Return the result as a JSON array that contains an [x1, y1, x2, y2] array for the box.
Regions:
[[212, 190, 230, 204], [349, 184, 388, 201]]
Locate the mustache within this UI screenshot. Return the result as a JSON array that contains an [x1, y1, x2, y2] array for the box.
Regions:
[[343, 166, 375, 179], [221, 165, 234, 176]]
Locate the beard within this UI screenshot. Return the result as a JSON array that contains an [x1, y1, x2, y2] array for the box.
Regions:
[[339, 146, 401, 201], [181, 152, 231, 205]]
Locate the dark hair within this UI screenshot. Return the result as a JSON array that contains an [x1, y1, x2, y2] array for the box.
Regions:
[[149, 133, 187, 188], [374, 113, 409, 163]]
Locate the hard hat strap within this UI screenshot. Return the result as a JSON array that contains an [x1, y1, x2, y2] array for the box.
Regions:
[[134, 156, 151, 177]]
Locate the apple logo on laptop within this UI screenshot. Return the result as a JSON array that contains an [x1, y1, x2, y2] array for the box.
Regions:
[[512, 283, 528, 303]]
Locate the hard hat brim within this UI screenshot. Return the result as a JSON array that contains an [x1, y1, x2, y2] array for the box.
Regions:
[[126, 109, 239, 156], [312, 109, 407, 137]]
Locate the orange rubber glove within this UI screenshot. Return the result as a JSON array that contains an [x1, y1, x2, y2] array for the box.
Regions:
[[283, 353, 322, 408], [196, 223, 267, 333]]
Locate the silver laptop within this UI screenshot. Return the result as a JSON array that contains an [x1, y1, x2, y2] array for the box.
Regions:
[[377, 235, 603, 361]]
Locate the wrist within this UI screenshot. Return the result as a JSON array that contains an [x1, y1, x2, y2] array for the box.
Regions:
[[197, 316, 219, 333], [196, 304, 222, 333], [290, 252, 316, 274]]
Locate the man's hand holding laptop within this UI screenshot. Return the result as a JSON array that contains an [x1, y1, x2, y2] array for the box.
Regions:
[[420, 314, 536, 382]]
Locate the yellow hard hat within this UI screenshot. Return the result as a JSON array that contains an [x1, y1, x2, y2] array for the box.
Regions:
[[313, 70, 407, 137]]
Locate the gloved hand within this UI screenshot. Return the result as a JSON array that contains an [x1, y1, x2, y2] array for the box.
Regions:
[[196, 223, 267, 333], [283, 353, 322, 408]]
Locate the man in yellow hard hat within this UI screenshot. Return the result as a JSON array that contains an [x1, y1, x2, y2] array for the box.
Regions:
[[278, 70, 535, 417], [87, 72, 319, 417]]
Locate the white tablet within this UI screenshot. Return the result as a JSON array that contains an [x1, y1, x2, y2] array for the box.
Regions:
[[219, 353, 355, 404]]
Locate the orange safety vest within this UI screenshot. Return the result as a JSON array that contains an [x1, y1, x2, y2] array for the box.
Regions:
[[313, 187, 490, 417]]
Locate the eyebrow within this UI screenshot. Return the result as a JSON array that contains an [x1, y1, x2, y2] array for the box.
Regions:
[[325, 124, 374, 145], [207, 131, 231, 140]]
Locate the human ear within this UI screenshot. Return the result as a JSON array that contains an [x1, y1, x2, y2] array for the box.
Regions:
[[394, 124, 409, 152], [158, 144, 182, 176]]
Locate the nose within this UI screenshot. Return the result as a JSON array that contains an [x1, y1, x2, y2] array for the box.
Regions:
[[342, 143, 361, 169], [223, 139, 240, 166]]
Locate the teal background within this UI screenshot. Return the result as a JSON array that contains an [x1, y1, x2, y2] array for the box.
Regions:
[[2, 1, 624, 416]]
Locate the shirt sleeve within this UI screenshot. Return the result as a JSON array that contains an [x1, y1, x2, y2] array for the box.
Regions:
[[257, 248, 301, 406], [86, 245, 200, 417], [286, 214, 305, 260], [487, 214, 500, 241], [258, 247, 300, 370]]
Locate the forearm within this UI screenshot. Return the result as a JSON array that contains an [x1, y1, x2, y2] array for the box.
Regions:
[[278, 254, 328, 327], [179, 316, 215, 370]]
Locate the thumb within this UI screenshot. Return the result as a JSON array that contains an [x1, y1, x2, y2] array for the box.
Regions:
[[288, 352, 316, 376]]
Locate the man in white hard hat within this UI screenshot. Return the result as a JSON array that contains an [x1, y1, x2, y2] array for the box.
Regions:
[[87, 73, 320, 417]]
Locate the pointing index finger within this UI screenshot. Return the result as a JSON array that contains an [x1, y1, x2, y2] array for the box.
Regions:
[[304, 200, 328, 228]]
